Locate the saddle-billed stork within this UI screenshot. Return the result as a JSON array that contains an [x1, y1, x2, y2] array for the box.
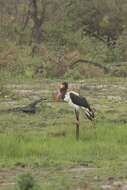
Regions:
[[56, 82, 94, 139]]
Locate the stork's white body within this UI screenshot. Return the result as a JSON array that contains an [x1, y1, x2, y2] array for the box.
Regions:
[[64, 91, 92, 118], [64, 91, 79, 110]]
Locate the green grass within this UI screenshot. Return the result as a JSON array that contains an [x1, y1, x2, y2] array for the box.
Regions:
[[0, 122, 127, 165], [0, 78, 127, 189]]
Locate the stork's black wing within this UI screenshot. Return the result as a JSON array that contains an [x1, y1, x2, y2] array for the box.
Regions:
[[70, 93, 91, 110], [70, 92, 94, 120]]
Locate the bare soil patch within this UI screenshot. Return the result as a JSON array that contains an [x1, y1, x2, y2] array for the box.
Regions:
[[0, 170, 21, 177], [69, 166, 95, 172], [0, 182, 16, 187], [0, 100, 18, 106], [1, 81, 127, 107]]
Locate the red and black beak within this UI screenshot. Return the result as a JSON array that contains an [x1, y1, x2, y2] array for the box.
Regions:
[[56, 83, 66, 100], [56, 90, 61, 100]]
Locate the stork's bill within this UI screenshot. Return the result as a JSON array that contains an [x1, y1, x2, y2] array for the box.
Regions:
[[56, 90, 61, 100]]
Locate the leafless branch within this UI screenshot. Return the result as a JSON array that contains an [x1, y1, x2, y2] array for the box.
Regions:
[[70, 59, 110, 73]]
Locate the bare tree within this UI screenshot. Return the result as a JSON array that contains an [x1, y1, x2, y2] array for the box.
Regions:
[[29, 0, 48, 55]]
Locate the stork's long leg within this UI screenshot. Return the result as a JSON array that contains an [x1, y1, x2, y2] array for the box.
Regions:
[[75, 109, 79, 140]]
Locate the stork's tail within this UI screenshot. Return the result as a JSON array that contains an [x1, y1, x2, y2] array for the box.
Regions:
[[81, 107, 94, 121]]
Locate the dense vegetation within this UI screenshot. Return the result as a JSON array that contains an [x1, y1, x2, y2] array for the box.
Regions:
[[1, 0, 127, 80]]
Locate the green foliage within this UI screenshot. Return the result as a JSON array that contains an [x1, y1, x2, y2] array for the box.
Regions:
[[18, 172, 36, 190], [48, 20, 78, 51], [0, 71, 10, 97], [0, 82, 7, 97], [25, 68, 34, 79], [1, 0, 127, 78], [111, 67, 127, 77], [64, 69, 82, 80], [114, 30, 127, 61], [68, 0, 127, 46]]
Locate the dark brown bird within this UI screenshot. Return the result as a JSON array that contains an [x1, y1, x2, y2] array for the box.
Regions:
[[0, 97, 47, 113]]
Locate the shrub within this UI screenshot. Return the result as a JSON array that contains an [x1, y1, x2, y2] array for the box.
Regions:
[[114, 30, 127, 61], [64, 69, 82, 80], [18, 172, 36, 190]]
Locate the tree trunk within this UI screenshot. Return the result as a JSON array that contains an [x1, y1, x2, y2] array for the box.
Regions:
[[30, 0, 47, 56]]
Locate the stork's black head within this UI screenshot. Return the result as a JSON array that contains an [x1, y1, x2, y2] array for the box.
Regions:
[[56, 82, 68, 100]]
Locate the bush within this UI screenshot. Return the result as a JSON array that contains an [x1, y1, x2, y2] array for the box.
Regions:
[[64, 69, 82, 80], [18, 172, 36, 190], [114, 30, 127, 61]]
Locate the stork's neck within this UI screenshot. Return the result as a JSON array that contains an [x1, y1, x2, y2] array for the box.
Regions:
[[61, 89, 67, 99]]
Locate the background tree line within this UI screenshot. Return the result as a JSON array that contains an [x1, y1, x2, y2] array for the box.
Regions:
[[0, 0, 127, 79]]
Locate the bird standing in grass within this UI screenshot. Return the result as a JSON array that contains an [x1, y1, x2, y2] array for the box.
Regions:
[[56, 82, 94, 139]]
